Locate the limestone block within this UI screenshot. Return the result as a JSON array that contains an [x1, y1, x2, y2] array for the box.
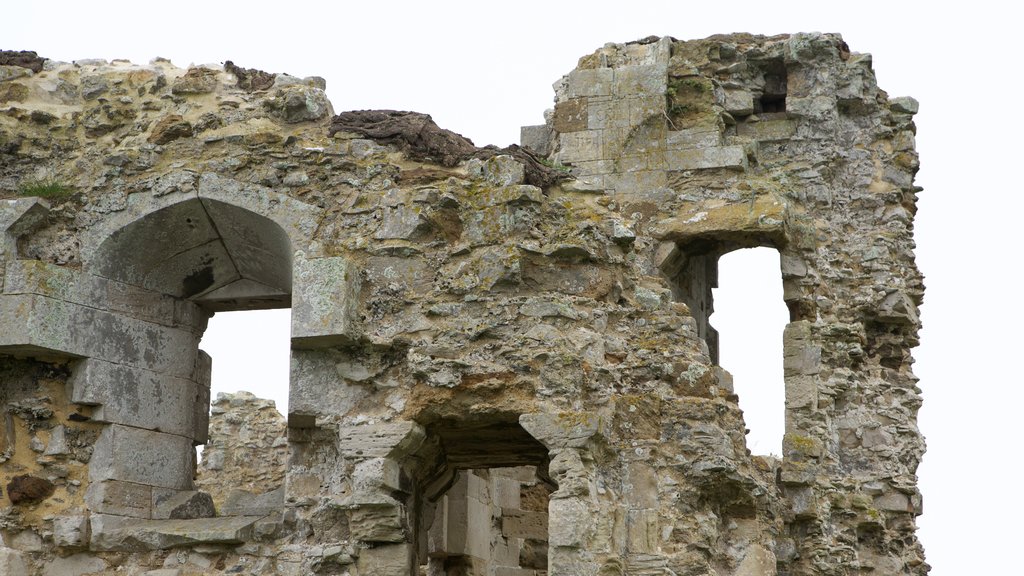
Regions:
[[783, 323, 821, 377], [737, 118, 798, 141], [557, 130, 603, 164], [785, 375, 818, 410], [0, 197, 49, 262], [666, 129, 722, 150], [628, 94, 667, 125], [553, 98, 588, 133], [43, 425, 69, 455], [152, 490, 216, 520], [191, 350, 212, 443], [785, 95, 835, 119], [352, 458, 402, 494], [90, 514, 261, 551], [197, 173, 322, 254], [785, 486, 818, 519], [264, 85, 331, 123], [41, 553, 107, 576], [477, 154, 527, 187], [53, 514, 90, 548], [289, 349, 371, 425], [0, 548, 29, 576], [86, 480, 153, 518], [651, 194, 787, 245], [68, 358, 200, 439], [502, 508, 548, 540], [338, 421, 426, 459], [220, 487, 284, 516], [373, 205, 430, 240], [876, 290, 920, 325], [89, 424, 194, 491], [721, 89, 754, 115], [889, 96, 919, 115], [665, 145, 747, 171], [291, 255, 361, 347], [365, 255, 435, 296], [349, 502, 406, 543], [0, 293, 199, 378], [548, 498, 590, 548], [491, 474, 521, 509], [3, 260, 177, 327], [613, 64, 666, 97], [354, 543, 412, 576], [562, 68, 613, 98], [626, 509, 659, 554], [875, 491, 912, 513], [520, 124, 552, 156], [520, 412, 607, 449]]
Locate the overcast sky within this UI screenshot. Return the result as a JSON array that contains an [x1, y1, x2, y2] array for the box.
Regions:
[[6, 2, 1019, 573]]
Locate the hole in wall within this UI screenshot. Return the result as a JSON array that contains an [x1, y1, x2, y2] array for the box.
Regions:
[[196, 308, 290, 471], [711, 247, 787, 455], [413, 419, 554, 575], [754, 58, 787, 116], [199, 308, 291, 414], [425, 466, 553, 575]]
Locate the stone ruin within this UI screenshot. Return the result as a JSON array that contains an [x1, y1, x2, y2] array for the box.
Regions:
[[0, 32, 926, 575]]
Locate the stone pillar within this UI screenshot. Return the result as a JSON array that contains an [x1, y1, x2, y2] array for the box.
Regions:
[[521, 412, 616, 575]]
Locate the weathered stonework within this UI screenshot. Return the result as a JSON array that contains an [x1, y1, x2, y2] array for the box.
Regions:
[[0, 32, 925, 575]]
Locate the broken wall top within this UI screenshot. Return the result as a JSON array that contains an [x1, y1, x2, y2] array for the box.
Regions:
[[0, 32, 927, 575]]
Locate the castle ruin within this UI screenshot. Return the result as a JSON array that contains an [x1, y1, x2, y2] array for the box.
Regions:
[[0, 33, 926, 575]]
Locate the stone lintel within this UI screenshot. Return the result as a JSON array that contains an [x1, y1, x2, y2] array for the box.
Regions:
[[650, 195, 788, 246], [338, 421, 426, 459], [90, 513, 262, 551], [665, 145, 748, 171]]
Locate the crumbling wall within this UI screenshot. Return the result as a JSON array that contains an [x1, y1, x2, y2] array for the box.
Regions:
[[196, 392, 288, 511], [0, 32, 925, 576]]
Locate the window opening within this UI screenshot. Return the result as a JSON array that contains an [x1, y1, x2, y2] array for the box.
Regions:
[[755, 59, 787, 115], [711, 247, 787, 455], [195, 308, 290, 505], [199, 308, 291, 416]]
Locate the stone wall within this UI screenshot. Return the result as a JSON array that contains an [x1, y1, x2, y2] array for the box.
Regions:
[[0, 32, 926, 575]]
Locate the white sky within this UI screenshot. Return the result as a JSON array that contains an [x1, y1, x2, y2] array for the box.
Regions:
[[6, 2, 1020, 573]]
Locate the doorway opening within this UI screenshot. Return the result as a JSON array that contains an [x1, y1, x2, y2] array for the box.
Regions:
[[415, 420, 554, 575]]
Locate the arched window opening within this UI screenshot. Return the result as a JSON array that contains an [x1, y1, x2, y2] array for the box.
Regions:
[[80, 196, 297, 521], [712, 247, 787, 456]]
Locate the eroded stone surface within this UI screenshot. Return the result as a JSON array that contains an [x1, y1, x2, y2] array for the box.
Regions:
[[0, 33, 925, 575]]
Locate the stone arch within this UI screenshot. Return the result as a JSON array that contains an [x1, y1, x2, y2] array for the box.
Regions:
[[65, 175, 338, 523], [90, 196, 294, 310], [84, 172, 323, 307]]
